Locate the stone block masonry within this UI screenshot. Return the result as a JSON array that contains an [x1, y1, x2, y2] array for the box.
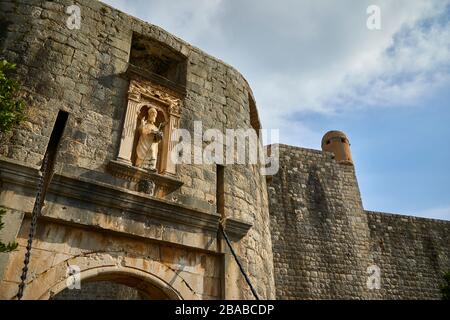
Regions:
[[366, 211, 450, 299], [268, 143, 450, 299], [268, 144, 371, 299]]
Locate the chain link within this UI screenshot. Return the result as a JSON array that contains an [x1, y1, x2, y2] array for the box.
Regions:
[[16, 152, 50, 300]]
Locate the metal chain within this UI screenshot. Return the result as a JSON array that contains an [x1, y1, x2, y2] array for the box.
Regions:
[[16, 152, 50, 300]]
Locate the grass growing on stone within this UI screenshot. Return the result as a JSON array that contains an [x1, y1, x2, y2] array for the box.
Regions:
[[0, 58, 25, 134]]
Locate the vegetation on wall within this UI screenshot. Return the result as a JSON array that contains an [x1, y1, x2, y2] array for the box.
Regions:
[[0, 208, 18, 253], [442, 271, 450, 300], [0, 58, 25, 134]]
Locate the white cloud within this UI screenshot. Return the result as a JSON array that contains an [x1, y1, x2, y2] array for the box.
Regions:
[[103, 0, 224, 44], [102, 0, 450, 147], [251, 1, 450, 119]]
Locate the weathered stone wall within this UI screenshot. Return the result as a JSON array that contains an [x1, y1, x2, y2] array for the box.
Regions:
[[268, 144, 450, 299], [367, 211, 450, 299], [0, 0, 274, 299], [268, 144, 370, 299], [51, 281, 147, 300]]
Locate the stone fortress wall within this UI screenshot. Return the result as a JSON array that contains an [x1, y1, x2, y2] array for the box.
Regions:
[[366, 211, 450, 299], [268, 139, 450, 299]]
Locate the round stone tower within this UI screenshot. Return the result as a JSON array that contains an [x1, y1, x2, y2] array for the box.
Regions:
[[0, 0, 275, 300], [321, 130, 353, 165]]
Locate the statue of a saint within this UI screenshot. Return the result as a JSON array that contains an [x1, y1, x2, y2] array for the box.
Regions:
[[135, 107, 163, 171]]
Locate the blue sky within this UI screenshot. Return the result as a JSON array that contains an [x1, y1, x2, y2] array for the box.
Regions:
[[102, 0, 450, 220]]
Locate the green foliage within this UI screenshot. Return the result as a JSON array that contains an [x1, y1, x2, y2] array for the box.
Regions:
[[0, 59, 24, 252], [0, 58, 25, 134], [442, 271, 450, 300], [0, 208, 18, 253]]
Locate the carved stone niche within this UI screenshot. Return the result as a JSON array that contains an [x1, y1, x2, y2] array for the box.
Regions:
[[108, 77, 183, 198]]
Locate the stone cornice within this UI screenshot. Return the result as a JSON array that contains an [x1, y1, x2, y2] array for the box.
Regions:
[[0, 157, 252, 240]]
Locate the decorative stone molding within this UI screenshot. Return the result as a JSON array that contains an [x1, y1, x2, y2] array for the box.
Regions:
[[0, 158, 253, 244]]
